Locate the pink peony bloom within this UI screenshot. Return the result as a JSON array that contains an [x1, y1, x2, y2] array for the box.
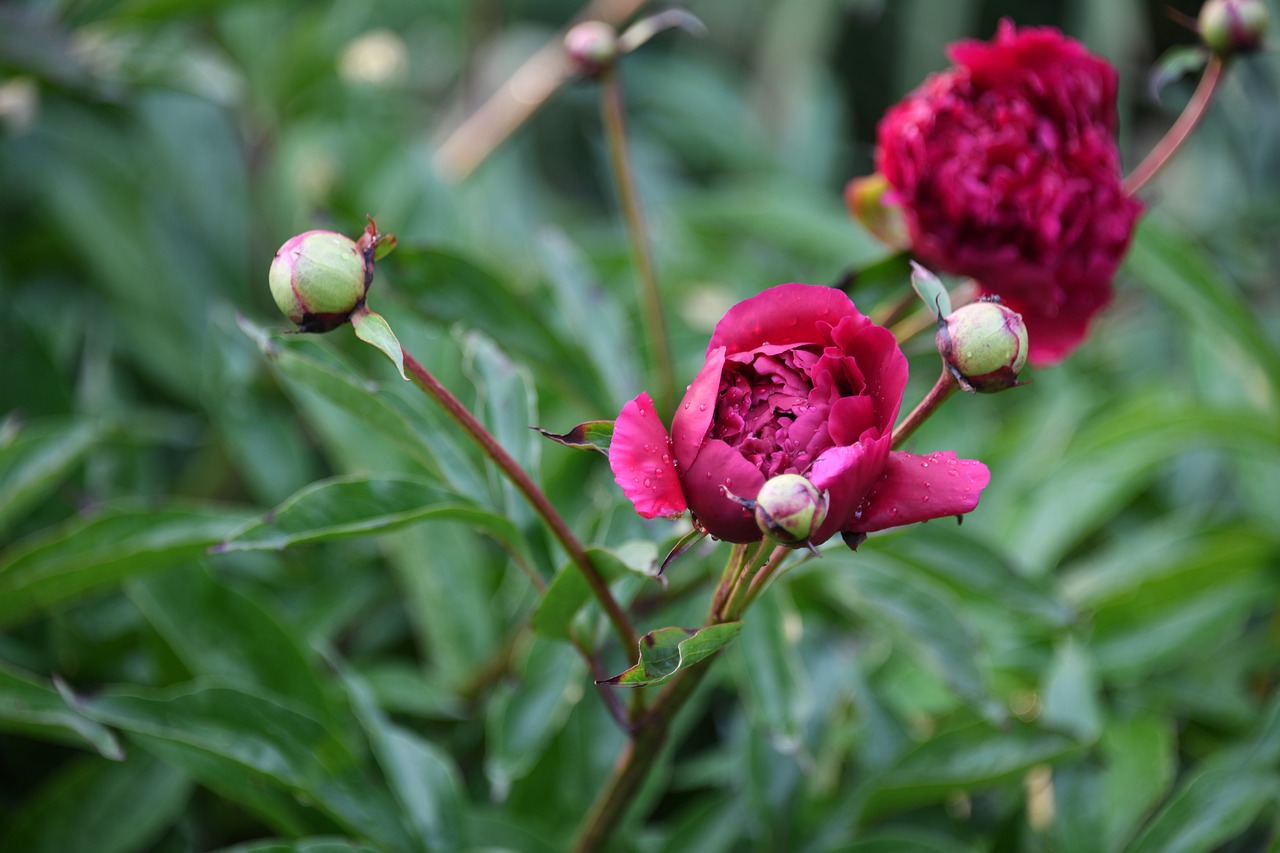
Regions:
[[609, 284, 990, 544], [875, 20, 1144, 365]]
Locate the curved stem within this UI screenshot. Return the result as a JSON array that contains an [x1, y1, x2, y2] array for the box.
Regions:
[[401, 351, 638, 654], [1124, 56, 1226, 196], [891, 367, 959, 450], [600, 68, 678, 413]]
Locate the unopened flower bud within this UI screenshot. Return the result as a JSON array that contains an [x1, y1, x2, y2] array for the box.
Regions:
[[564, 21, 619, 77], [753, 474, 829, 546], [269, 230, 369, 333], [936, 301, 1029, 393], [845, 173, 909, 249], [1199, 0, 1269, 57]]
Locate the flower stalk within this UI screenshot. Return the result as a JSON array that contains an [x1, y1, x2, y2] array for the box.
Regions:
[[599, 67, 678, 413], [401, 350, 638, 654], [1124, 55, 1226, 196]]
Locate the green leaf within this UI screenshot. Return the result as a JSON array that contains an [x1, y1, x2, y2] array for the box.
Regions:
[[909, 261, 951, 319], [1100, 714, 1177, 850], [534, 420, 614, 455], [856, 724, 1081, 823], [0, 506, 253, 628], [1125, 758, 1280, 853], [0, 417, 110, 536], [0, 659, 123, 759], [532, 543, 660, 640], [349, 307, 407, 380], [0, 753, 190, 853], [212, 842, 382, 853], [1147, 45, 1210, 102], [601, 622, 744, 688], [127, 566, 333, 720], [1039, 638, 1103, 744], [69, 682, 418, 853], [214, 474, 528, 563], [339, 665, 470, 852], [729, 589, 811, 750]]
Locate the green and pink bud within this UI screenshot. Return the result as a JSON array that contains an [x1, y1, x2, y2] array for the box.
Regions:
[[936, 300, 1029, 393], [564, 21, 619, 78], [269, 230, 369, 332], [1199, 0, 1270, 58], [750, 474, 830, 547]]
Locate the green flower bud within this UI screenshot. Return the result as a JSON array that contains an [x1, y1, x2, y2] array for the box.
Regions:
[[753, 474, 829, 546], [564, 21, 619, 77], [269, 230, 369, 333], [1199, 0, 1269, 57], [936, 300, 1029, 393]]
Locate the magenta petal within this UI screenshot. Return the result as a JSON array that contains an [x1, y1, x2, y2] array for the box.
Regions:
[[707, 283, 863, 357], [608, 392, 686, 519], [671, 346, 726, 472], [849, 450, 990, 533], [807, 437, 891, 544], [681, 439, 766, 543], [827, 395, 876, 447]]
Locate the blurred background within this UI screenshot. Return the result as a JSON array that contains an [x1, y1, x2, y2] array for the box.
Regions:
[[2, 0, 1278, 850]]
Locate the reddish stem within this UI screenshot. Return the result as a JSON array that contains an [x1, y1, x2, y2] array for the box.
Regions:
[[401, 351, 638, 654], [1124, 56, 1226, 196]]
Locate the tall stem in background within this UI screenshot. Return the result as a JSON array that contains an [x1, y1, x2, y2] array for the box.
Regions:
[[600, 68, 678, 413], [1124, 56, 1226, 196]]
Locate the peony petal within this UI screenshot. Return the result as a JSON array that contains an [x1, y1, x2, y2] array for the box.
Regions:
[[833, 321, 909, 432], [708, 283, 864, 357], [806, 435, 891, 544], [680, 439, 766, 543], [671, 346, 726, 472], [1003, 287, 1109, 367], [608, 392, 686, 519], [827, 395, 876, 447], [848, 450, 990, 533]]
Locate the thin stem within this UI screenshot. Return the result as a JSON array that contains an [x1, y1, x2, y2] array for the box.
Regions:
[[1124, 56, 1226, 196], [706, 542, 754, 625], [402, 351, 638, 653], [891, 367, 959, 450], [600, 68, 678, 413], [735, 544, 795, 618], [718, 541, 775, 623]]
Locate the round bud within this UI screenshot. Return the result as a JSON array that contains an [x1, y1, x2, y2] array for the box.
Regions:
[[269, 230, 368, 332], [753, 474, 829, 546], [1199, 0, 1269, 57], [936, 301, 1029, 393], [564, 21, 619, 77]]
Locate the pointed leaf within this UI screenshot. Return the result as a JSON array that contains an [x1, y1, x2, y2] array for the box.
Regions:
[[0, 660, 123, 760], [532, 543, 660, 640], [0, 417, 110, 535], [909, 261, 951, 319], [601, 622, 744, 688], [534, 420, 614, 455], [1148, 45, 1210, 103], [350, 308, 406, 380]]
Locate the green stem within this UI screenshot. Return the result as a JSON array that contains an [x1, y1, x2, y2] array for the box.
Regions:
[[572, 543, 754, 852], [600, 67, 677, 413], [1124, 56, 1226, 196], [733, 543, 793, 619], [718, 540, 775, 622], [401, 351, 638, 654], [891, 367, 959, 450]]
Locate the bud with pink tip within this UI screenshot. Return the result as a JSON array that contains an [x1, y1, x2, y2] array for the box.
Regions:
[[936, 300, 1029, 393], [269, 230, 369, 333]]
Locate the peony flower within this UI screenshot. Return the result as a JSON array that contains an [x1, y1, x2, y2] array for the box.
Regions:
[[608, 284, 990, 544], [874, 20, 1144, 365]]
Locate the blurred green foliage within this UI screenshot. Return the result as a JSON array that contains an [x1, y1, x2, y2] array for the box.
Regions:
[[2, 0, 1279, 850]]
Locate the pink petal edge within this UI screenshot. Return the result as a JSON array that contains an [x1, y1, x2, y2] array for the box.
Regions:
[[848, 450, 990, 533], [608, 392, 686, 519], [707, 283, 863, 357]]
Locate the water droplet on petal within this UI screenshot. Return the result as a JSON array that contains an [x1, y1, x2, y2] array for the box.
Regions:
[[698, 403, 707, 411], [661, 453, 670, 464], [922, 495, 929, 503], [643, 478, 652, 488]]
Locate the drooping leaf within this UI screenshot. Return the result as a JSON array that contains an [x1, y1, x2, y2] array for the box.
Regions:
[[349, 307, 407, 380], [0, 753, 190, 853], [0, 506, 253, 628], [534, 420, 614, 455], [1147, 45, 1210, 103], [601, 622, 744, 688]]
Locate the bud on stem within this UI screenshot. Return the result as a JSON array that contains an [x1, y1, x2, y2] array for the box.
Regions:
[[936, 300, 1029, 393]]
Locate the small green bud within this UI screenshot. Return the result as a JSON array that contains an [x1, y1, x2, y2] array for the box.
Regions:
[[564, 21, 619, 77], [753, 474, 829, 546], [936, 300, 1029, 393], [269, 230, 369, 333], [1199, 0, 1269, 58]]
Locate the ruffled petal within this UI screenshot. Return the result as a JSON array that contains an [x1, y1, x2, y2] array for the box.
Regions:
[[608, 392, 686, 519], [806, 435, 891, 544], [680, 439, 766, 543], [708, 283, 863, 357], [848, 450, 990, 533], [671, 346, 725, 472]]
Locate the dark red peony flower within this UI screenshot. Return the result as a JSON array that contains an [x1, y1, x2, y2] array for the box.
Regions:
[[609, 284, 990, 544], [875, 20, 1144, 365]]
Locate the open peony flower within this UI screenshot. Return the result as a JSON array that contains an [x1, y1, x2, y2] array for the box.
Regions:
[[608, 284, 990, 544], [874, 20, 1144, 365]]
